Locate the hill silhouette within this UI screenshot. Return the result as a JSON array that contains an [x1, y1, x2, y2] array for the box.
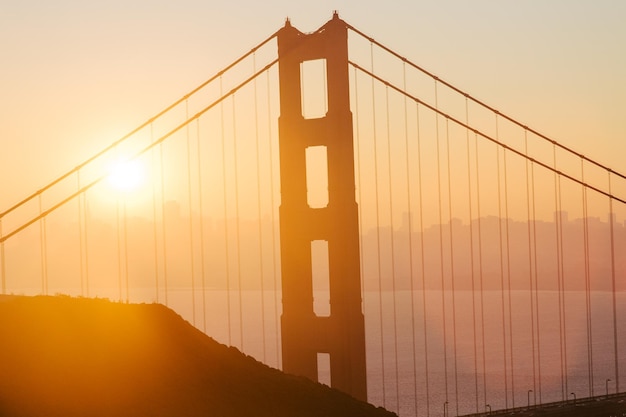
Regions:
[[0, 295, 395, 417]]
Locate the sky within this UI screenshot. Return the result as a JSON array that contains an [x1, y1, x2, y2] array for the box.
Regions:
[[1, 0, 625, 212]]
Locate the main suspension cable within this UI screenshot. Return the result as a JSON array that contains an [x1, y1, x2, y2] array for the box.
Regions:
[[0, 31, 280, 221], [348, 62, 626, 206], [0, 60, 278, 246], [345, 23, 626, 183]]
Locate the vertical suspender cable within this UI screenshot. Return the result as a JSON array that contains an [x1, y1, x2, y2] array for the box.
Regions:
[[435, 80, 449, 405], [220, 77, 233, 346], [530, 158, 542, 404], [196, 119, 207, 333], [123, 199, 129, 303], [558, 173, 568, 398], [608, 173, 620, 393], [160, 127, 169, 306], [354, 68, 366, 303], [384, 86, 401, 414], [581, 160, 593, 396], [553, 143, 565, 400], [232, 95, 245, 350], [0, 219, 5, 294], [39, 195, 48, 295], [354, 68, 366, 304], [151, 123, 160, 303], [495, 116, 509, 408], [474, 131, 488, 408], [253, 54, 268, 362], [465, 98, 480, 413], [402, 63, 420, 417], [78, 172, 85, 296], [503, 147, 515, 407], [417, 102, 431, 417], [370, 42, 387, 406], [266, 70, 280, 368], [116, 197, 122, 301], [84, 190, 90, 297], [118, 152, 130, 304], [445, 118, 460, 416], [474, 132, 487, 404], [186, 100, 197, 326], [524, 130, 537, 402]]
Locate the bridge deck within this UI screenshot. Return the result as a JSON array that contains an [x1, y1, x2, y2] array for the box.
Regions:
[[461, 392, 626, 417]]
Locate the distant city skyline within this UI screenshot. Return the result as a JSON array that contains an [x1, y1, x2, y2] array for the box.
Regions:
[[3, 202, 624, 295]]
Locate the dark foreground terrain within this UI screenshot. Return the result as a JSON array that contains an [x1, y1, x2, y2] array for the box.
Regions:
[[0, 295, 395, 417]]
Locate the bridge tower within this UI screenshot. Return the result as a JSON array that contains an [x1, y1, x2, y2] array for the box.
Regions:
[[277, 13, 367, 400]]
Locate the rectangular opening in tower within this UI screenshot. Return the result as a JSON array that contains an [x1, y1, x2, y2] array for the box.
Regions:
[[305, 146, 329, 208], [300, 59, 328, 119], [311, 239, 330, 317], [317, 352, 331, 386]]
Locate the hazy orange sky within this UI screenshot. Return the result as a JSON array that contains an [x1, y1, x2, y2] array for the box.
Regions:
[[1, 6, 625, 407], [1, 1, 625, 212]]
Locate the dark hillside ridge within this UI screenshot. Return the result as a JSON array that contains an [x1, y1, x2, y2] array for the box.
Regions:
[[0, 295, 395, 417]]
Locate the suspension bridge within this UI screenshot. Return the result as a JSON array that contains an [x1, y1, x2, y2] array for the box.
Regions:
[[1, 13, 625, 417]]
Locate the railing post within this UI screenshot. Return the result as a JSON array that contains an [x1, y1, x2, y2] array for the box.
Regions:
[[277, 12, 367, 401]]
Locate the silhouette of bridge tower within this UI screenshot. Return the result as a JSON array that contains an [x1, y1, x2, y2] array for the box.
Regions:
[[277, 13, 367, 400]]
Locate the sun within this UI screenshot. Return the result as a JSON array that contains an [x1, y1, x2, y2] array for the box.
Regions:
[[107, 157, 145, 192]]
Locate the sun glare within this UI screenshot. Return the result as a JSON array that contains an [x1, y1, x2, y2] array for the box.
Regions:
[[107, 158, 145, 192]]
